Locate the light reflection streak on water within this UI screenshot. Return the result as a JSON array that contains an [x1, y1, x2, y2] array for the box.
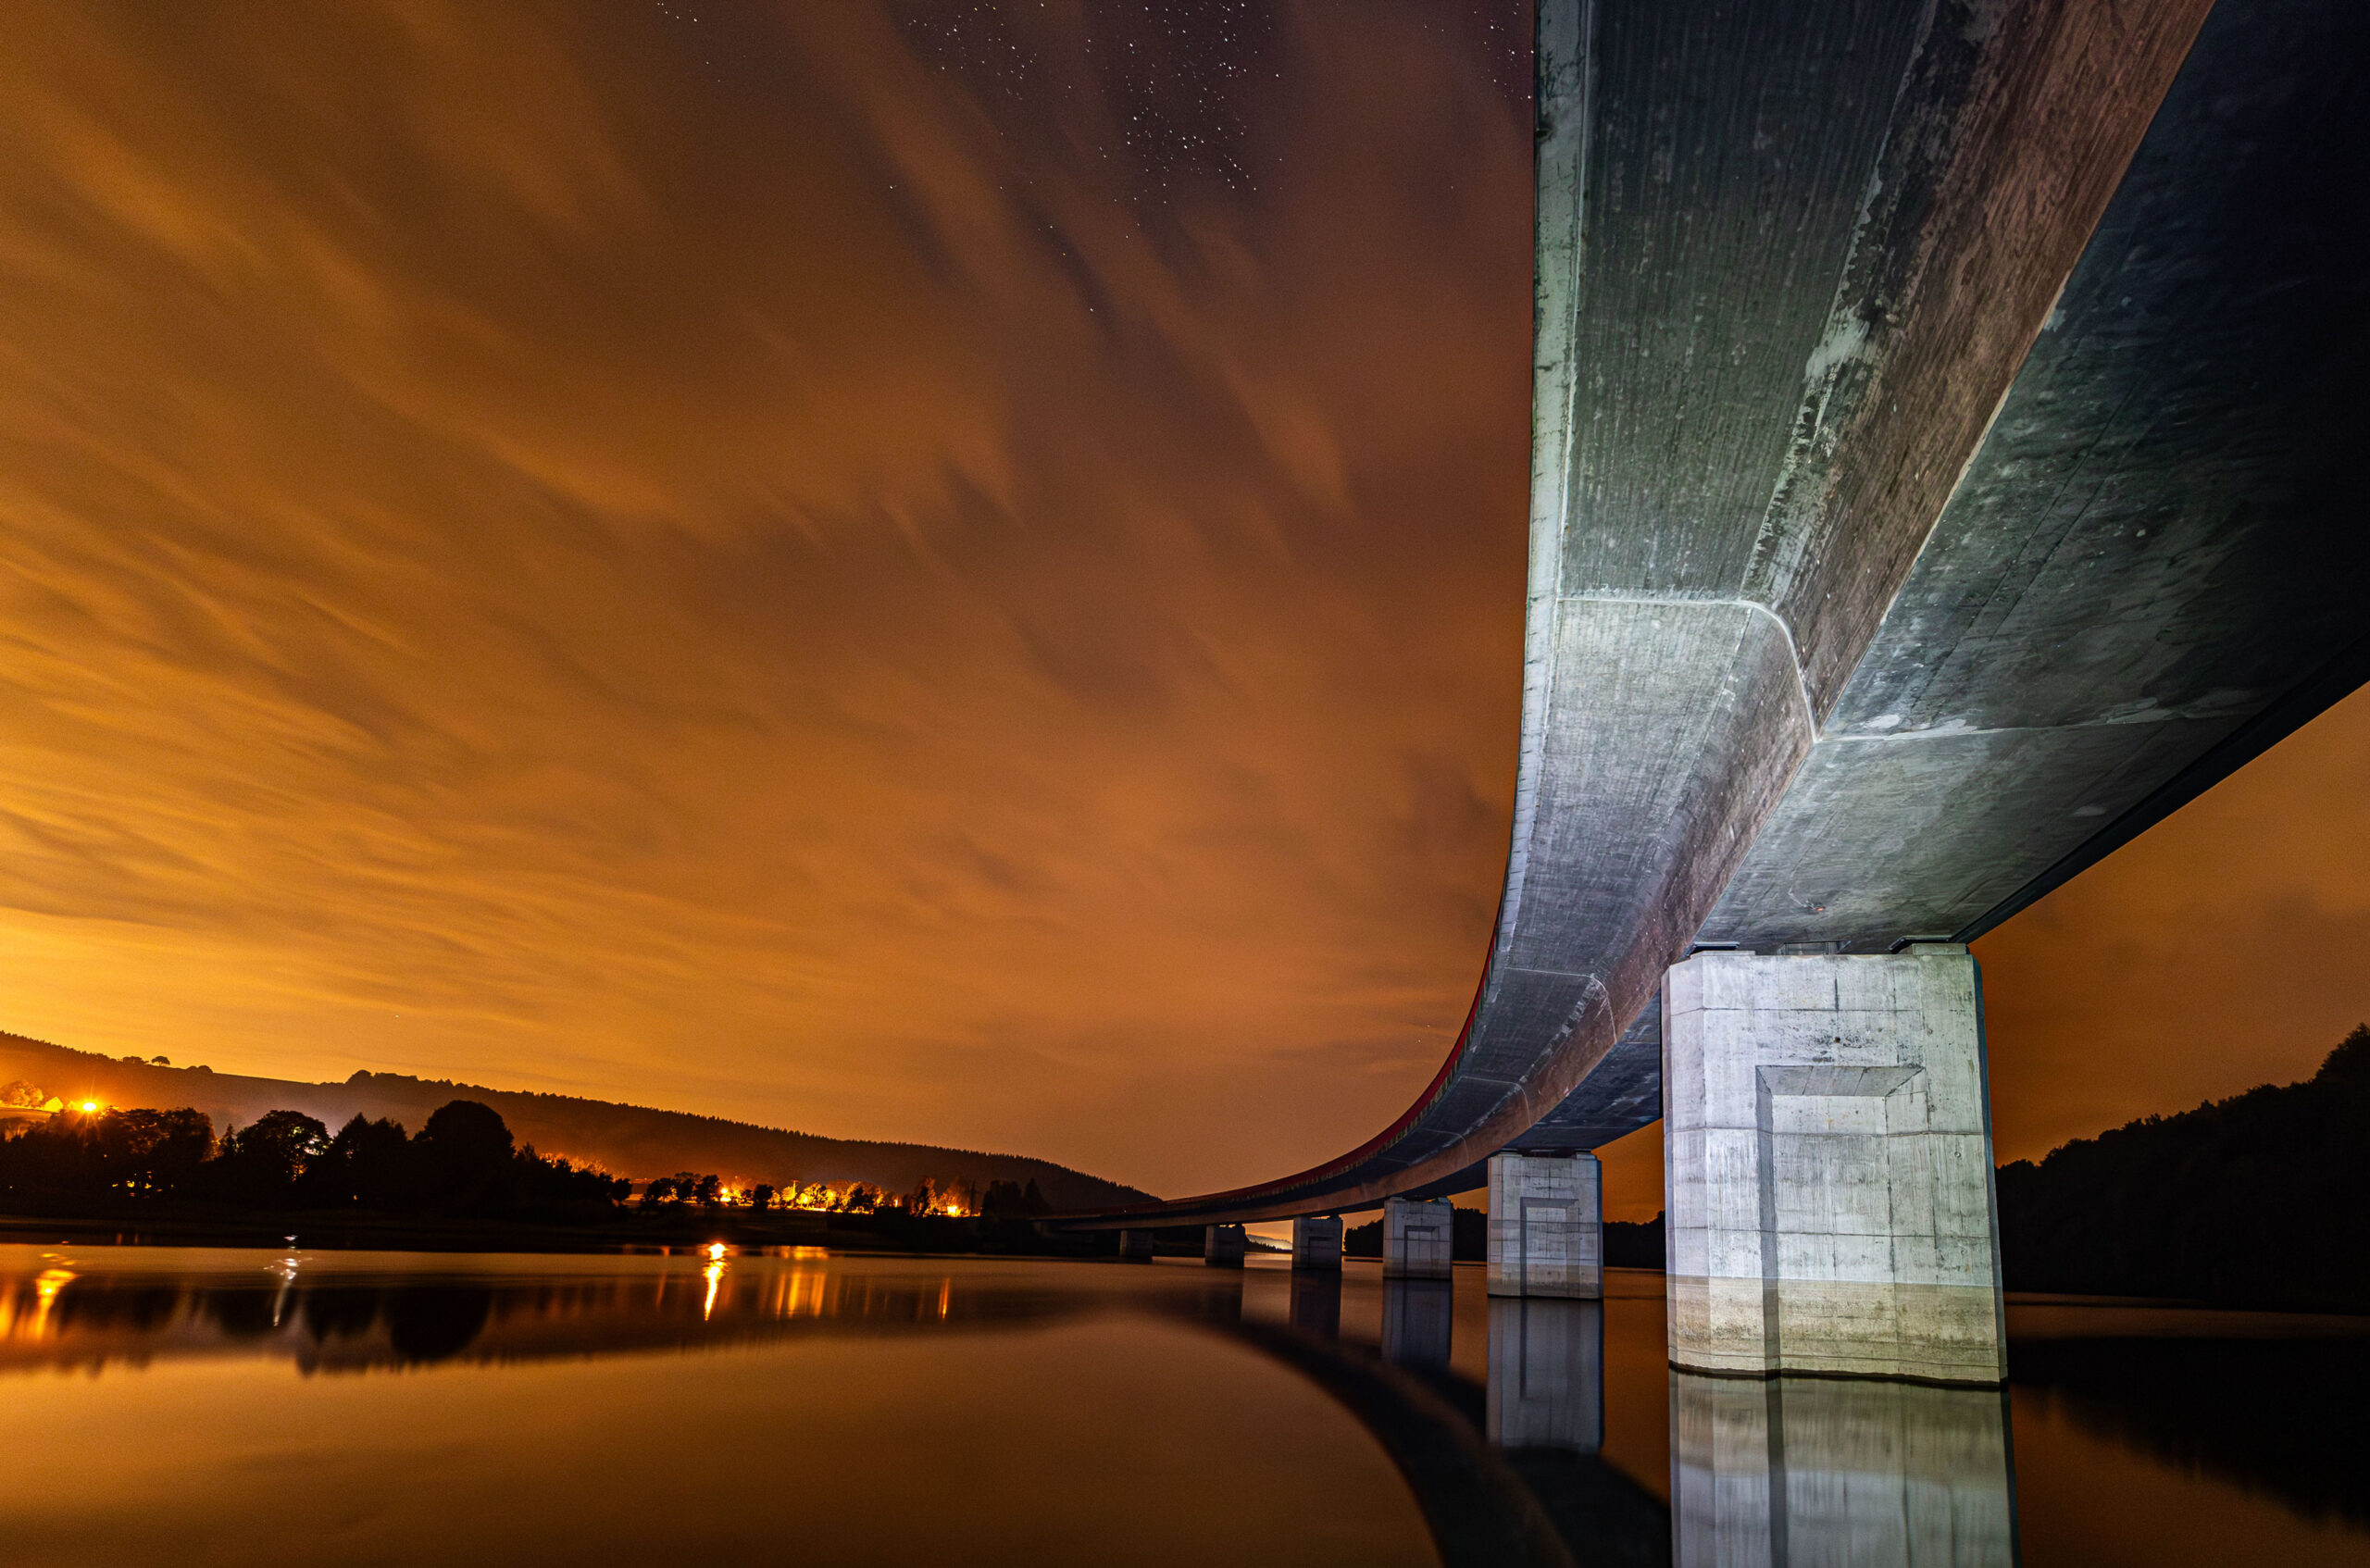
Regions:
[[270, 1243, 303, 1327], [0, 1267, 81, 1341], [702, 1244, 727, 1321], [766, 1267, 827, 1319]]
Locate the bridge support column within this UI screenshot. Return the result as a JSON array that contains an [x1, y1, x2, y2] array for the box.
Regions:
[[1203, 1223, 1247, 1267], [1116, 1227, 1154, 1263], [1486, 1151, 1602, 1299], [1383, 1196, 1454, 1280], [1665, 945, 2006, 1384], [1291, 1213, 1342, 1271]]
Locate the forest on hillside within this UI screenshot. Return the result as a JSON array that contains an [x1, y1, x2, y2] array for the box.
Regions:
[[0, 1094, 1062, 1236], [1996, 1025, 2370, 1310], [0, 1030, 1154, 1211]]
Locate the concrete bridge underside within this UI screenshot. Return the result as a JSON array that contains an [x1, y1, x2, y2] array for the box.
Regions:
[[1066, 0, 2370, 1232]]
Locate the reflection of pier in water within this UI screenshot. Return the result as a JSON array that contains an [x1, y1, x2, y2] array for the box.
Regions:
[[4, 1252, 1672, 1562], [1230, 1276, 1671, 1567], [1670, 1373, 2015, 1568], [56, 1255, 2344, 1563]]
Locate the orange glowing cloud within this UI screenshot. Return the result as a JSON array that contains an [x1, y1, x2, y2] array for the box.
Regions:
[[0, 1, 1533, 1194]]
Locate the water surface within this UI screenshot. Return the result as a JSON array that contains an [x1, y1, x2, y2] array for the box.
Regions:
[[3, 1244, 2364, 1565]]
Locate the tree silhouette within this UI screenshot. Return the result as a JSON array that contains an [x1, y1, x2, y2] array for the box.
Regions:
[[212, 1110, 331, 1203], [302, 1114, 413, 1208], [0, 1096, 625, 1222]]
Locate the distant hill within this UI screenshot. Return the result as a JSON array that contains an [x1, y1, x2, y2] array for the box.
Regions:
[[1997, 1025, 2370, 1310], [0, 1031, 1154, 1211]]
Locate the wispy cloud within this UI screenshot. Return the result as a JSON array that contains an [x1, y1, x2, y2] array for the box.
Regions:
[[0, 1, 1534, 1194]]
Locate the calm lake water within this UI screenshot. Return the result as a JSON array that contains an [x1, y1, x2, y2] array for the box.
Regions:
[[3, 1244, 2366, 1566]]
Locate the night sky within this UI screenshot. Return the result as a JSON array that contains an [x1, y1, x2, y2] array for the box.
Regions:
[[2, 2, 2361, 1213]]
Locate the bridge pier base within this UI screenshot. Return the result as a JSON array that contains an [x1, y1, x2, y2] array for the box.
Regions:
[[1486, 1151, 1602, 1298], [1382, 1196, 1454, 1279], [1665, 945, 2006, 1384], [1203, 1223, 1247, 1267], [1116, 1227, 1154, 1263], [1291, 1213, 1342, 1271]]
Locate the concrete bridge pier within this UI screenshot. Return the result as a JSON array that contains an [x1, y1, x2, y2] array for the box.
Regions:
[[1665, 945, 2006, 1384], [1486, 1151, 1602, 1299], [1116, 1227, 1154, 1263], [1383, 1196, 1454, 1280], [1291, 1213, 1343, 1271], [1203, 1224, 1247, 1268], [1486, 1297, 1603, 1454]]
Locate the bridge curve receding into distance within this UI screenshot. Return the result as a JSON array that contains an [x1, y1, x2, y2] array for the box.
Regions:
[[1060, 0, 2370, 1295]]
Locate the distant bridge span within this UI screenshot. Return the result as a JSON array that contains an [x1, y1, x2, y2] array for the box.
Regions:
[[1066, 0, 2370, 1232]]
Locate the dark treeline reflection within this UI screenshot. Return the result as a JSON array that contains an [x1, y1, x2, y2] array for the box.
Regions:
[[2014, 1335, 2370, 1528], [9, 1251, 2368, 1565], [4, 1251, 1670, 1567], [1, 1253, 1123, 1372]]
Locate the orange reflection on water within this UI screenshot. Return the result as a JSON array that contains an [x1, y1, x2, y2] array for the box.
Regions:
[[767, 1268, 828, 1320], [0, 1267, 80, 1342]]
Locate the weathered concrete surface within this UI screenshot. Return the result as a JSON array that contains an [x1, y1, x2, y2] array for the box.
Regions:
[[1486, 1152, 1602, 1300], [1488, 1298, 1604, 1455], [1708, 0, 2370, 955], [1665, 949, 2005, 1384], [1527, 0, 2370, 1159], [1291, 1213, 1343, 1272], [1116, 1228, 1154, 1263], [1384, 1197, 1456, 1281], [1204, 1224, 1247, 1268], [1059, 0, 2215, 1231], [1671, 1372, 2015, 1567]]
